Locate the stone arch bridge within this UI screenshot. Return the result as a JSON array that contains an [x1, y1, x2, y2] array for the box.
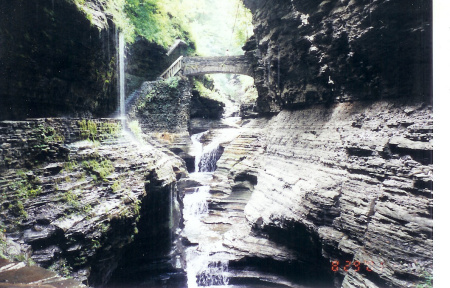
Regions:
[[160, 55, 253, 79]]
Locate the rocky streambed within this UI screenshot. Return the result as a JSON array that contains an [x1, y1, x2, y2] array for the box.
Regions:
[[0, 95, 433, 288], [166, 96, 432, 288]]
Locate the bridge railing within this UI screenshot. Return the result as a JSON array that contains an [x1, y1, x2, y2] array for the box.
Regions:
[[160, 56, 183, 79]]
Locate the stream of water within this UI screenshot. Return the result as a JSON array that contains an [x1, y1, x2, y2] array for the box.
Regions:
[[183, 132, 230, 288], [119, 32, 126, 128]]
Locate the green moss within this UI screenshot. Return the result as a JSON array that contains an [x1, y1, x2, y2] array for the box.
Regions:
[[63, 161, 78, 172], [132, 200, 141, 215], [78, 120, 121, 141], [91, 239, 101, 250], [82, 159, 114, 181], [10, 200, 28, 218], [64, 190, 80, 209], [48, 258, 72, 278], [193, 79, 224, 102], [37, 125, 65, 144], [8, 170, 42, 200], [111, 180, 122, 193], [165, 77, 179, 89], [78, 120, 98, 141]]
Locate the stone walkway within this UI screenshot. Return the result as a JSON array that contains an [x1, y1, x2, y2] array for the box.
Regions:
[[0, 260, 85, 288]]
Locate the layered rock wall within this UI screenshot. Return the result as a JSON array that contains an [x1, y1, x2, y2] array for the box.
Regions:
[[239, 99, 432, 287], [243, 0, 432, 112], [0, 0, 119, 120], [0, 119, 186, 286], [127, 77, 192, 134]]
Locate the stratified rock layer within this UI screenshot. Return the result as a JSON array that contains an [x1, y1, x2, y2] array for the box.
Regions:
[[0, 0, 119, 120], [0, 119, 186, 286], [240, 99, 432, 287], [243, 0, 432, 112]]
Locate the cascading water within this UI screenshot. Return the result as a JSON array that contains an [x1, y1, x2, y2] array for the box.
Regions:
[[183, 133, 229, 287], [191, 132, 223, 173], [191, 132, 208, 173], [118, 32, 126, 128], [185, 249, 230, 288], [198, 142, 222, 173]]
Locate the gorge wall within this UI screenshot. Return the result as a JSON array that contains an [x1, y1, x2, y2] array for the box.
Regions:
[[240, 100, 432, 287], [0, 119, 186, 286], [203, 0, 434, 287], [0, 0, 180, 121], [243, 0, 432, 113], [0, 0, 119, 120]]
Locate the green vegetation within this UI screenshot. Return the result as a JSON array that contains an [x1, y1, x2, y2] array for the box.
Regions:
[[78, 120, 121, 141], [193, 79, 223, 103], [72, 0, 251, 52], [416, 270, 433, 288], [63, 161, 78, 172], [3, 170, 42, 220], [48, 258, 73, 278], [82, 159, 115, 181], [179, 0, 252, 56], [165, 77, 179, 89], [8, 170, 42, 199], [124, 0, 194, 47], [212, 74, 257, 104], [64, 190, 80, 209], [72, 0, 195, 47], [416, 274, 432, 288], [37, 125, 65, 144], [78, 119, 98, 140], [9, 200, 28, 219], [111, 180, 122, 193]]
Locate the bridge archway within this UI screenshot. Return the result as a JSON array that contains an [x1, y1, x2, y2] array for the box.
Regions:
[[182, 56, 253, 77], [160, 55, 253, 79]]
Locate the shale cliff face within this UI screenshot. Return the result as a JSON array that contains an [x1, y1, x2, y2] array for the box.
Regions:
[[243, 100, 432, 287], [0, 0, 119, 120], [203, 1, 433, 287], [243, 0, 432, 112], [0, 119, 186, 286], [0, 0, 180, 121]]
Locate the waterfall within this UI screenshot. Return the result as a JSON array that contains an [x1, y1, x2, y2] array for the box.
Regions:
[[278, 45, 281, 96], [185, 249, 229, 288], [184, 186, 210, 217], [198, 143, 221, 172], [191, 132, 207, 173], [191, 132, 223, 173], [184, 133, 229, 287], [119, 32, 126, 128], [183, 186, 230, 287]]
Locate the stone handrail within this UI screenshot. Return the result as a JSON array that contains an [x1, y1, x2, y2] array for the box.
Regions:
[[160, 56, 184, 79]]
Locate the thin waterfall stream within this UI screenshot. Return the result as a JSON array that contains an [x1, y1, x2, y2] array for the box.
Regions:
[[118, 32, 126, 128]]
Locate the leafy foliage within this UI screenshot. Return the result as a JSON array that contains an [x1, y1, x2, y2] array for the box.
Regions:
[[179, 0, 253, 56], [124, 0, 193, 47]]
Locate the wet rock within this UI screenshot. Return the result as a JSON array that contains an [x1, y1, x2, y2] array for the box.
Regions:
[[0, 119, 186, 286], [0, 259, 85, 288]]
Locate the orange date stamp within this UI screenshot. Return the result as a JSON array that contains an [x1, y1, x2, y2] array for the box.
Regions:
[[331, 260, 384, 272]]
